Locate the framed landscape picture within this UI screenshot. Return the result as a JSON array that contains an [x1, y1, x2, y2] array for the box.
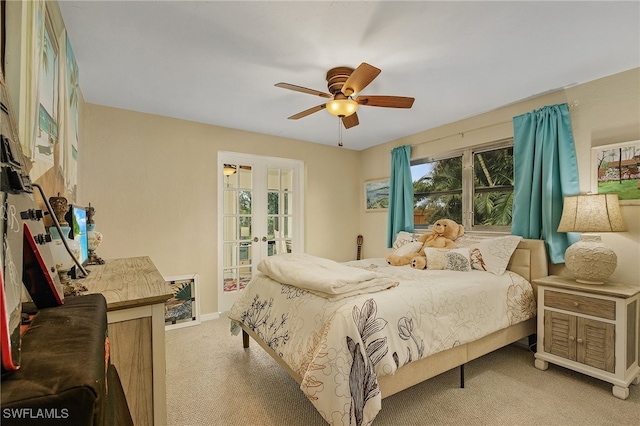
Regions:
[[164, 274, 200, 330], [591, 140, 640, 205], [364, 178, 389, 211]]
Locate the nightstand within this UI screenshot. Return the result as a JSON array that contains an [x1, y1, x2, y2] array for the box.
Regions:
[[533, 275, 640, 399]]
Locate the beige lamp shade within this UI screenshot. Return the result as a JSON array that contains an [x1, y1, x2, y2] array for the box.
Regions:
[[557, 194, 626, 233], [557, 193, 626, 284]]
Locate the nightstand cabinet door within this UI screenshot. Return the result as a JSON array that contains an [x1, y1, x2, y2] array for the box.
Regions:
[[577, 317, 615, 373], [543, 311, 615, 372], [544, 311, 577, 360]]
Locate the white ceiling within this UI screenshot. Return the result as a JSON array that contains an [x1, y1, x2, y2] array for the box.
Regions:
[[58, 1, 640, 151]]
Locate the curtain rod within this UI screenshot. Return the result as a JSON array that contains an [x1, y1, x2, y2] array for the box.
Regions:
[[409, 100, 579, 150]]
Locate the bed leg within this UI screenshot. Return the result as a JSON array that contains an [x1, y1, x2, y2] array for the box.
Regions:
[[460, 364, 465, 388], [242, 330, 249, 348]]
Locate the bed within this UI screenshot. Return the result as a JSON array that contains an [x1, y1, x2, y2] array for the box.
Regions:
[[229, 237, 548, 425]]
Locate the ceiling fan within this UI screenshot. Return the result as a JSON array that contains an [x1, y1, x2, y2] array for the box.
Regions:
[[275, 63, 415, 130]]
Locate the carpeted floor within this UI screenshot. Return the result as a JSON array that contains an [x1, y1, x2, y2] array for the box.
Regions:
[[165, 316, 640, 426]]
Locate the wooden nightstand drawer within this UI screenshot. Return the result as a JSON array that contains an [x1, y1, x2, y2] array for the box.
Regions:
[[546, 290, 616, 320]]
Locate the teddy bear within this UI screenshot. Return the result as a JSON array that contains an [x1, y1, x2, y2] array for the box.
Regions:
[[386, 219, 465, 269]]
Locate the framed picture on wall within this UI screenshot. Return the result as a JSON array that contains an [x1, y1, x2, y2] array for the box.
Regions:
[[364, 178, 389, 211], [591, 140, 640, 205], [164, 274, 200, 330]]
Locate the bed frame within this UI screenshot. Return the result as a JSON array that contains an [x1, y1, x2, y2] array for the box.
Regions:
[[239, 238, 549, 399]]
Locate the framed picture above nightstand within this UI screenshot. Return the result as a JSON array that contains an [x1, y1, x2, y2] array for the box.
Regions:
[[533, 275, 640, 399]]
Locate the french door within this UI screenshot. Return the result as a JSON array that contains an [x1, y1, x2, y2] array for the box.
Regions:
[[217, 152, 304, 312]]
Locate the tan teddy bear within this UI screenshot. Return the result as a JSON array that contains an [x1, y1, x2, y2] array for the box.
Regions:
[[386, 219, 465, 269]]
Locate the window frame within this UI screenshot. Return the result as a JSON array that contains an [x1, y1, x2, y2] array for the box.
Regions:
[[411, 138, 514, 233]]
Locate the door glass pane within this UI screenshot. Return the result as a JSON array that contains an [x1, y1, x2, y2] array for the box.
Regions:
[[239, 217, 251, 240], [267, 192, 279, 214], [267, 216, 276, 239], [239, 267, 251, 290], [223, 217, 237, 240], [267, 168, 280, 190], [283, 193, 292, 214], [239, 166, 252, 189], [283, 217, 292, 238], [223, 242, 237, 268], [223, 269, 237, 292], [281, 169, 293, 190], [238, 191, 252, 214], [240, 242, 252, 264], [223, 190, 237, 214], [224, 164, 238, 188]]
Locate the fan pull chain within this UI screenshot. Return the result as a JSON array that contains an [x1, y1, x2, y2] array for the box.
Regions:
[[338, 117, 343, 147]]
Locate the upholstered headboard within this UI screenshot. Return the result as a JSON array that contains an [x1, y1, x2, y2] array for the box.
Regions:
[[507, 238, 549, 296]]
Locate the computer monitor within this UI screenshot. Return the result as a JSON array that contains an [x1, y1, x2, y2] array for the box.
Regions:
[[65, 204, 89, 267]]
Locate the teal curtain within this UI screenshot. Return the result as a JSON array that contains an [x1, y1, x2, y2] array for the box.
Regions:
[[387, 145, 414, 248], [512, 103, 579, 263]]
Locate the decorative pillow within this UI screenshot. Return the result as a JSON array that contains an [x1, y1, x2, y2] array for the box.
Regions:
[[453, 234, 488, 249], [424, 248, 471, 272], [464, 235, 523, 275], [391, 241, 423, 256], [392, 231, 419, 250]]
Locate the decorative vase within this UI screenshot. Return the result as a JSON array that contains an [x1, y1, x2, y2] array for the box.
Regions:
[[87, 223, 105, 265], [48, 226, 81, 283], [564, 234, 617, 284]]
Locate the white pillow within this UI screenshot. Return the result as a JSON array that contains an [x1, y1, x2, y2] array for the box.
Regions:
[[392, 231, 418, 249], [424, 248, 471, 271], [391, 241, 423, 256], [465, 236, 522, 275]]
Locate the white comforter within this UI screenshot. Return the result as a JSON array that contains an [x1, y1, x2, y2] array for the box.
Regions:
[[229, 258, 536, 426], [257, 253, 398, 300]]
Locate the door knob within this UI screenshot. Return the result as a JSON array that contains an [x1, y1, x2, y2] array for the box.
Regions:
[[262, 236, 267, 242], [253, 237, 259, 242]]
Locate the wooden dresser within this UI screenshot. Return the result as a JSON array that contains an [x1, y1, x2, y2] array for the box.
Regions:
[[78, 256, 173, 426], [533, 275, 640, 399]]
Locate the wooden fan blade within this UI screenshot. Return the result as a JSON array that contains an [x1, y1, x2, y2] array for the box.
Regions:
[[356, 95, 415, 108], [275, 83, 332, 99], [342, 112, 359, 129], [288, 104, 327, 120], [341, 63, 381, 96]]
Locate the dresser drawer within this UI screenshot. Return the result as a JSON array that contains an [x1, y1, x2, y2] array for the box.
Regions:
[[545, 290, 616, 320]]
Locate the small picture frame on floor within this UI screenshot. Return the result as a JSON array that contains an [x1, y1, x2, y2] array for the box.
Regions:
[[164, 274, 200, 330]]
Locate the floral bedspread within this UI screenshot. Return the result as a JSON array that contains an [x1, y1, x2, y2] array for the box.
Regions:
[[229, 258, 536, 426]]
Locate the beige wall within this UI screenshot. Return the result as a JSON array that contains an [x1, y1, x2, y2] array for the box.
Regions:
[[359, 69, 640, 285], [82, 69, 639, 317], [78, 105, 361, 315]]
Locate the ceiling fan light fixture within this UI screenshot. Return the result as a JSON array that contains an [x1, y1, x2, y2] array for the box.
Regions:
[[223, 164, 237, 176], [326, 99, 358, 117]]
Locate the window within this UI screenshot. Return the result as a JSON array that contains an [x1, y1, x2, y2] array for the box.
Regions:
[[411, 140, 513, 231]]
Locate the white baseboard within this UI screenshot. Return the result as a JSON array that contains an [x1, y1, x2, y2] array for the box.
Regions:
[[200, 312, 221, 322]]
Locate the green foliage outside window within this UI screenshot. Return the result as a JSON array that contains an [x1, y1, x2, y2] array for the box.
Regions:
[[412, 145, 513, 229], [413, 157, 463, 224], [473, 147, 514, 226]]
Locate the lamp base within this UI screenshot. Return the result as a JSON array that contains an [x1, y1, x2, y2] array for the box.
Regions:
[[564, 234, 617, 285]]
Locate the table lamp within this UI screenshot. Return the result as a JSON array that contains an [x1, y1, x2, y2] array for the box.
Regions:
[[557, 193, 626, 284]]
